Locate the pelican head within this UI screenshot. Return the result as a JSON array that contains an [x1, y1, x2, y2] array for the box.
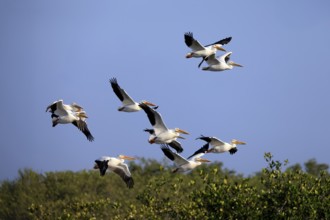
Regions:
[[118, 155, 136, 161], [213, 44, 226, 52], [228, 61, 243, 67], [94, 160, 109, 176], [141, 100, 157, 107], [231, 139, 246, 145], [195, 158, 211, 163], [174, 128, 189, 135]]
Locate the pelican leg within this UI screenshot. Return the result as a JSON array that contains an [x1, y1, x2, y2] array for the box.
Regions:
[[198, 56, 207, 68]]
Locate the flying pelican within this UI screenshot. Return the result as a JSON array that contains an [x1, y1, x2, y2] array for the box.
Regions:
[[201, 52, 243, 71], [196, 135, 246, 154], [46, 100, 94, 141], [109, 77, 157, 112], [161, 144, 210, 173], [184, 32, 232, 67], [144, 128, 183, 153], [139, 103, 189, 147], [94, 155, 135, 188]]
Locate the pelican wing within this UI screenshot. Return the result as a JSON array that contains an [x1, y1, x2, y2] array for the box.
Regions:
[[168, 140, 183, 153], [46, 101, 57, 112], [109, 78, 136, 105], [46, 100, 68, 116], [220, 52, 232, 63], [197, 136, 225, 146], [161, 145, 188, 166], [204, 37, 232, 47], [72, 120, 94, 142], [110, 164, 134, 188], [187, 143, 209, 160], [139, 103, 168, 134], [184, 32, 205, 51], [205, 54, 220, 65]]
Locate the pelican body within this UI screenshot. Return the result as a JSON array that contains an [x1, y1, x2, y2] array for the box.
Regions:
[[184, 32, 231, 59], [109, 77, 157, 112], [197, 135, 246, 155], [202, 52, 243, 71], [94, 155, 135, 188], [144, 128, 183, 153], [161, 144, 210, 173], [139, 103, 189, 147], [46, 100, 94, 141]]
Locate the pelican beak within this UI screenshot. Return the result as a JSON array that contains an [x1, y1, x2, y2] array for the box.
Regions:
[[196, 158, 211, 163], [186, 53, 192, 58], [142, 101, 157, 107], [215, 44, 226, 52], [176, 128, 189, 135], [232, 140, 246, 145], [119, 155, 136, 160], [231, 62, 243, 67]]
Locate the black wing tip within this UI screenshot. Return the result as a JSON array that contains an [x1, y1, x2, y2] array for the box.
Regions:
[[126, 177, 134, 189], [109, 77, 118, 85], [87, 134, 95, 142], [184, 31, 193, 37], [223, 36, 232, 43], [229, 148, 238, 155], [160, 144, 175, 161], [168, 141, 183, 153]]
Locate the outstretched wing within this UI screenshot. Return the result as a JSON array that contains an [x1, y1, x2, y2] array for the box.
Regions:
[[109, 78, 136, 105], [160, 145, 188, 166], [184, 32, 205, 51], [139, 103, 168, 134], [72, 120, 94, 142], [111, 164, 134, 188], [204, 36, 232, 47], [197, 135, 225, 147], [187, 143, 209, 160], [168, 140, 183, 153]]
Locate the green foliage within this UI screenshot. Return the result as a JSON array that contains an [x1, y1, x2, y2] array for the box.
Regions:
[[0, 153, 329, 219]]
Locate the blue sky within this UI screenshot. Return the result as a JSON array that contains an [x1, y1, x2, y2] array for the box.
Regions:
[[1, 1, 329, 180]]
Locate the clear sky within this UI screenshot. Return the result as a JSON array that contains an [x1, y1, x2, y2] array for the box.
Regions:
[[1, 1, 329, 180]]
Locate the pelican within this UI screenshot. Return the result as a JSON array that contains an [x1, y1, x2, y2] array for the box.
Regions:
[[46, 100, 94, 141], [196, 135, 246, 154], [184, 32, 232, 67], [94, 155, 135, 188], [201, 52, 243, 71], [139, 103, 189, 147], [109, 77, 157, 112], [161, 144, 210, 173], [144, 128, 183, 153]]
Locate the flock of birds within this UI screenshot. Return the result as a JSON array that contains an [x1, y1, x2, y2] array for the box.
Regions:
[[46, 32, 246, 188]]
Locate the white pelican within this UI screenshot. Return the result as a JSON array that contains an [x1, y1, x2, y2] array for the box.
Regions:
[[184, 32, 232, 67], [109, 77, 157, 112], [94, 155, 135, 188], [46, 100, 94, 142], [139, 103, 189, 147], [201, 52, 243, 71], [161, 144, 210, 173], [144, 128, 183, 153], [196, 135, 246, 154]]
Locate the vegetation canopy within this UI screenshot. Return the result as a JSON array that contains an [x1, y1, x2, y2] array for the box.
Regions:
[[0, 153, 329, 219]]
